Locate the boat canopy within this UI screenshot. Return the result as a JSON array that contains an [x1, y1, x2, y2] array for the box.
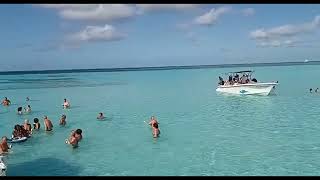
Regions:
[[224, 70, 254, 75], [228, 70, 253, 74]]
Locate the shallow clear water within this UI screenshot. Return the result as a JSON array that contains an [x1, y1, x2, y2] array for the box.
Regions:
[[1, 64, 320, 176]]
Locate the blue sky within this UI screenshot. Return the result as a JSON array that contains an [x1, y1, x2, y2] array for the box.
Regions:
[[1, 4, 320, 71]]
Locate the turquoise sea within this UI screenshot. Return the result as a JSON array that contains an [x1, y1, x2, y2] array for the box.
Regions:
[[1, 63, 320, 176]]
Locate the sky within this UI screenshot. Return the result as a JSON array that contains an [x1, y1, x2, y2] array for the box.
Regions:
[[1, 4, 320, 71]]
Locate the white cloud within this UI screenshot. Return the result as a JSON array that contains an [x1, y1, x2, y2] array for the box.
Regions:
[[37, 4, 199, 22], [37, 4, 137, 22], [250, 15, 320, 47], [193, 6, 231, 26], [67, 24, 126, 44], [136, 4, 199, 12], [60, 4, 137, 22], [257, 39, 302, 48], [242, 8, 255, 16], [250, 15, 320, 40]]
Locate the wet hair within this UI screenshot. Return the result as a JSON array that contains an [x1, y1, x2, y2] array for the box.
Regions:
[[75, 129, 82, 135], [99, 112, 103, 116], [18, 107, 22, 111], [64, 99, 67, 101], [14, 124, 20, 130], [28, 105, 31, 108], [34, 118, 39, 123]]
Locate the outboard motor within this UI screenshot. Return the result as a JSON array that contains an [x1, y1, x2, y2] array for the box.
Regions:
[[0, 156, 6, 176]]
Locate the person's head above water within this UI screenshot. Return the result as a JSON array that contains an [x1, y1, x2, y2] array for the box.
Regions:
[[75, 129, 82, 135], [99, 112, 103, 116], [14, 124, 20, 130], [24, 119, 29, 124], [64, 99, 67, 102], [34, 118, 39, 123], [44, 115, 48, 119], [27, 105, 31, 108]]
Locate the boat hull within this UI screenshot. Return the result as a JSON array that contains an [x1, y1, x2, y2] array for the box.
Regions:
[[216, 83, 278, 96]]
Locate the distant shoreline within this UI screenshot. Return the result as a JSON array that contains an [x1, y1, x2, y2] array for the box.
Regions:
[[1, 61, 319, 75]]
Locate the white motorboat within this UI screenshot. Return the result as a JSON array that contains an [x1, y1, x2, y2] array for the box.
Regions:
[[216, 70, 278, 96]]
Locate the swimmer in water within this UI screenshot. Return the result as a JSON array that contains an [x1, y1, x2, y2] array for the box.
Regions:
[[12, 125, 22, 139], [65, 130, 78, 147], [26, 97, 30, 101], [24, 105, 31, 113], [59, 114, 67, 126], [23, 119, 32, 135], [2, 97, 11, 106], [44, 116, 53, 131], [33, 118, 40, 130], [148, 116, 159, 127], [316, 88, 319, 93], [0, 136, 11, 154], [152, 123, 160, 138], [97, 112, 105, 120], [62, 98, 70, 109], [75, 129, 83, 141], [310, 88, 313, 93], [66, 129, 82, 148], [17, 107, 23, 115]]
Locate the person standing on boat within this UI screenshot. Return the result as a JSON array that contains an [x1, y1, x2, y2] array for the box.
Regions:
[[228, 75, 233, 85], [240, 74, 247, 84], [234, 74, 239, 83], [218, 76, 224, 85]]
